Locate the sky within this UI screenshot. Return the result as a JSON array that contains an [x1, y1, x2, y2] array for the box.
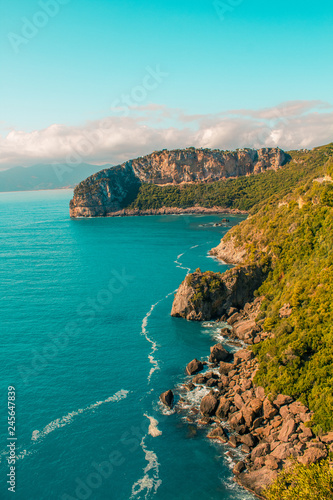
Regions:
[[0, 0, 332, 168]]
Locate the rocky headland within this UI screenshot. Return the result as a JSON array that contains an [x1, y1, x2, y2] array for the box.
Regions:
[[69, 147, 288, 217]]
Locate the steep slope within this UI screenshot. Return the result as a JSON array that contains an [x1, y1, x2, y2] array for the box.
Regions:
[[171, 142, 333, 432], [69, 147, 288, 217]]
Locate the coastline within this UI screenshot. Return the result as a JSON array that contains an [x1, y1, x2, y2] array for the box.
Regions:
[[70, 206, 248, 218], [164, 239, 332, 499]]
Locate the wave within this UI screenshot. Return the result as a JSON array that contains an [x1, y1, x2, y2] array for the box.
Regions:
[[141, 289, 177, 384], [31, 389, 129, 442], [130, 437, 162, 500]]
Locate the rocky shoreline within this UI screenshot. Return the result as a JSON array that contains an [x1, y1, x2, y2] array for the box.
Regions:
[[162, 299, 333, 498], [78, 206, 248, 218]]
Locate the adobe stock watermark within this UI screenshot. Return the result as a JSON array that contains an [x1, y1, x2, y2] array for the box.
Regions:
[[8, 0, 71, 54], [111, 65, 169, 117], [18, 269, 135, 386], [214, 0, 244, 21]]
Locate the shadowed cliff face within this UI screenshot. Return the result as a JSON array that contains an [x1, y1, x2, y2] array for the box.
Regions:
[[171, 266, 267, 321], [69, 147, 288, 217]]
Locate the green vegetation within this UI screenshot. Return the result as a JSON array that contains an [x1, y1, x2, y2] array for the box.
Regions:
[[126, 145, 333, 213], [223, 143, 333, 432], [187, 270, 225, 305], [264, 460, 333, 499]]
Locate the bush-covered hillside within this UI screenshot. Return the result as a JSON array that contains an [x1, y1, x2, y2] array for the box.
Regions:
[[127, 144, 333, 213], [221, 143, 333, 432]]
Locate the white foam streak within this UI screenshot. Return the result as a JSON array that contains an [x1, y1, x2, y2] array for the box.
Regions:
[[130, 437, 162, 499], [31, 389, 129, 442]]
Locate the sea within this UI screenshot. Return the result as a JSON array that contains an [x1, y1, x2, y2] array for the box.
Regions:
[[0, 189, 255, 500]]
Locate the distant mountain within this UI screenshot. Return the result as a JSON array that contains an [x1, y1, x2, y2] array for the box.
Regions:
[[0, 163, 112, 192]]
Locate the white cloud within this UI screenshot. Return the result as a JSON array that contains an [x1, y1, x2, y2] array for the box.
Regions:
[[0, 100, 332, 170]]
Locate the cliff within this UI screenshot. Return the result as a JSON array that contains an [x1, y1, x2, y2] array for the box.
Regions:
[[171, 266, 267, 321], [70, 147, 288, 217]]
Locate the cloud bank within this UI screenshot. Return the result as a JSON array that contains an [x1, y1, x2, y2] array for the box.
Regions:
[[0, 100, 332, 169]]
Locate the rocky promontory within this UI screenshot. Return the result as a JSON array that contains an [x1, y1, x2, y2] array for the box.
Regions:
[[70, 147, 288, 217], [171, 266, 267, 321]]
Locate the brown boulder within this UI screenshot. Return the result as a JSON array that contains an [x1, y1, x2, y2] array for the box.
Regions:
[[251, 443, 270, 460], [234, 393, 245, 410], [236, 467, 278, 497], [298, 446, 328, 465], [265, 455, 280, 470], [216, 397, 231, 419], [240, 433, 257, 448], [271, 443, 296, 460], [229, 411, 244, 430], [273, 394, 293, 407], [278, 418, 297, 442], [207, 426, 228, 443], [321, 431, 333, 444], [200, 393, 218, 416], [233, 461, 246, 475], [159, 390, 174, 407], [186, 358, 204, 375], [234, 349, 254, 365], [219, 361, 234, 374], [209, 343, 230, 363], [263, 399, 278, 420]]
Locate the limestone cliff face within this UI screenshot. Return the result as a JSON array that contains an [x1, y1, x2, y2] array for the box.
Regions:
[[171, 266, 267, 321], [70, 147, 287, 217], [209, 236, 248, 265]]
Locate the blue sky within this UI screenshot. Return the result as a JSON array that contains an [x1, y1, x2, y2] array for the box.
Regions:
[[0, 0, 332, 167]]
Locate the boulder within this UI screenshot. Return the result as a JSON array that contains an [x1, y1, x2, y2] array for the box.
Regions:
[[236, 467, 278, 497], [234, 349, 254, 365], [186, 359, 204, 376], [207, 426, 228, 443], [192, 374, 206, 384], [233, 461, 246, 475], [278, 418, 297, 442], [263, 399, 278, 420], [200, 393, 218, 416], [321, 431, 333, 444], [159, 390, 174, 407], [273, 394, 293, 408], [251, 443, 270, 460], [228, 435, 240, 448], [219, 361, 234, 374], [209, 343, 230, 363], [240, 433, 257, 448], [265, 455, 280, 470], [271, 443, 296, 460], [229, 411, 245, 430], [298, 446, 328, 465], [216, 397, 231, 419], [234, 393, 245, 410]]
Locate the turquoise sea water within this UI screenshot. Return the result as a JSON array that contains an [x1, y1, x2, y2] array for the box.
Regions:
[[0, 190, 254, 500]]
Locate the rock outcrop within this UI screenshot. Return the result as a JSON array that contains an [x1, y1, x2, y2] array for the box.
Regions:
[[70, 147, 288, 217], [171, 266, 267, 321]]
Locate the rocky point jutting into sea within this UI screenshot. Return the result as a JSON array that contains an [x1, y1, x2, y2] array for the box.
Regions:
[[69, 147, 288, 217], [162, 230, 333, 498]]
